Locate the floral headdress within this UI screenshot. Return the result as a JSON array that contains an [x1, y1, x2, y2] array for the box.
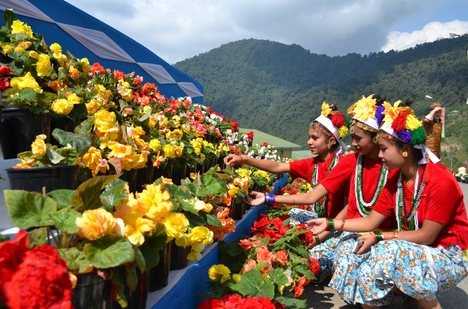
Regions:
[[316, 101, 349, 139], [380, 101, 440, 163], [347, 95, 383, 131]]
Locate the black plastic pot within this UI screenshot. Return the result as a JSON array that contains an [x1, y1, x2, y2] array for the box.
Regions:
[[170, 242, 190, 270], [148, 242, 172, 292], [0, 108, 50, 159], [124, 272, 148, 309], [73, 273, 112, 309], [229, 199, 245, 220], [7, 165, 79, 192]]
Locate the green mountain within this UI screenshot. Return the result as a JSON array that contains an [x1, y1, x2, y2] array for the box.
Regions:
[[176, 36, 468, 168]]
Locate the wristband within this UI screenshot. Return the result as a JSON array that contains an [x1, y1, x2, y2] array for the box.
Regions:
[[326, 219, 335, 231], [313, 235, 321, 245], [265, 193, 276, 205], [373, 230, 384, 242]]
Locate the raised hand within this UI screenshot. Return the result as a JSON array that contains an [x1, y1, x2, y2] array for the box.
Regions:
[[224, 154, 245, 167], [247, 191, 265, 206]]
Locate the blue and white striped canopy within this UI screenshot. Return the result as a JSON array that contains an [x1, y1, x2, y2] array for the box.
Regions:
[[0, 0, 204, 102]]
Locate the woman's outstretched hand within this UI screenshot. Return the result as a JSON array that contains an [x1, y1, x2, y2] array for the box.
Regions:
[[247, 191, 265, 206], [224, 154, 245, 167], [305, 218, 328, 234]]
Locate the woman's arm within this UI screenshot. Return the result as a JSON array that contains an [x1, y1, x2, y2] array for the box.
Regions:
[[224, 154, 290, 174], [248, 184, 328, 206], [382, 220, 444, 245]]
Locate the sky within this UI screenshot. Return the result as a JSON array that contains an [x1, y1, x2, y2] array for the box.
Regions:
[[67, 0, 468, 63]]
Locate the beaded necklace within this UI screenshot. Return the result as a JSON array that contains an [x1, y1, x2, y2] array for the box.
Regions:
[[395, 167, 425, 231], [355, 155, 388, 217], [311, 153, 339, 216]]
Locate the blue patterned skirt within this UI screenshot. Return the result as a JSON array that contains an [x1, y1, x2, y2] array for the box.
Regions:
[[329, 238, 468, 305], [309, 232, 360, 280]]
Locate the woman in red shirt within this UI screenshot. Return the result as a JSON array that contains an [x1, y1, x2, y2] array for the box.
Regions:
[[249, 95, 398, 279], [225, 101, 349, 219], [308, 102, 468, 308]]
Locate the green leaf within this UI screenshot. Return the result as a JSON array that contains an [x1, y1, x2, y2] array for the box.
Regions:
[[74, 118, 94, 136], [84, 238, 135, 269], [206, 214, 222, 227], [50, 208, 80, 234], [4, 190, 57, 228], [276, 297, 307, 309], [140, 233, 166, 270], [270, 268, 289, 287], [48, 189, 74, 209], [72, 176, 117, 211], [134, 247, 146, 272], [59, 247, 92, 273], [228, 269, 275, 298], [52, 128, 91, 154], [47, 147, 66, 164], [100, 179, 129, 212]]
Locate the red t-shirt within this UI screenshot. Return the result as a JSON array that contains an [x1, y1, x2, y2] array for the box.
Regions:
[[375, 162, 468, 249], [321, 153, 397, 229], [289, 151, 348, 217]]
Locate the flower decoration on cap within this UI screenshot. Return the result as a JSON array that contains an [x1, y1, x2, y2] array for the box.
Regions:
[[347, 95, 386, 130], [381, 101, 425, 145], [317, 101, 348, 138]]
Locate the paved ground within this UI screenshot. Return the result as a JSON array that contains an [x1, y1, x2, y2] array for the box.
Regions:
[[306, 183, 468, 309]]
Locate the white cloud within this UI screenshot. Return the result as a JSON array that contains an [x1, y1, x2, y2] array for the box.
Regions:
[[382, 20, 468, 52], [66, 0, 432, 63]]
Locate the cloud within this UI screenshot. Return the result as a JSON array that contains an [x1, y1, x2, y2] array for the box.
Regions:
[[382, 20, 468, 52], [66, 0, 433, 63]]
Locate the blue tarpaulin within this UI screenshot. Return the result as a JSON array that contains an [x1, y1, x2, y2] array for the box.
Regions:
[[0, 0, 203, 102]]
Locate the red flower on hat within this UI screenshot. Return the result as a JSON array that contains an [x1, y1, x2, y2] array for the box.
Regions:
[[391, 110, 411, 132], [330, 112, 345, 128], [0, 65, 11, 76]]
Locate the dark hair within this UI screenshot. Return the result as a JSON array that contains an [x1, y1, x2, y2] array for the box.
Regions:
[[402, 99, 414, 107], [394, 139, 423, 162], [372, 94, 386, 105]]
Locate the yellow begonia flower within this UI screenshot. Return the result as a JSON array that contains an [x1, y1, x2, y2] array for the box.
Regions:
[[49, 42, 63, 60], [1, 43, 14, 55], [115, 199, 156, 246], [175, 234, 191, 247], [94, 109, 117, 133], [28, 50, 39, 59], [190, 138, 203, 155], [11, 20, 33, 38], [406, 114, 422, 131], [15, 41, 32, 53], [51, 98, 73, 115], [166, 129, 183, 141], [208, 264, 231, 283], [75, 208, 120, 241], [227, 184, 239, 198], [149, 139, 161, 152], [107, 141, 133, 159], [138, 184, 173, 223], [188, 226, 214, 246], [79, 146, 109, 176], [236, 168, 251, 178], [117, 80, 133, 101], [253, 170, 269, 179], [321, 101, 332, 117], [86, 98, 100, 115], [31, 134, 47, 158], [10, 72, 42, 93], [36, 54, 52, 77], [163, 212, 189, 239], [193, 199, 213, 213]]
